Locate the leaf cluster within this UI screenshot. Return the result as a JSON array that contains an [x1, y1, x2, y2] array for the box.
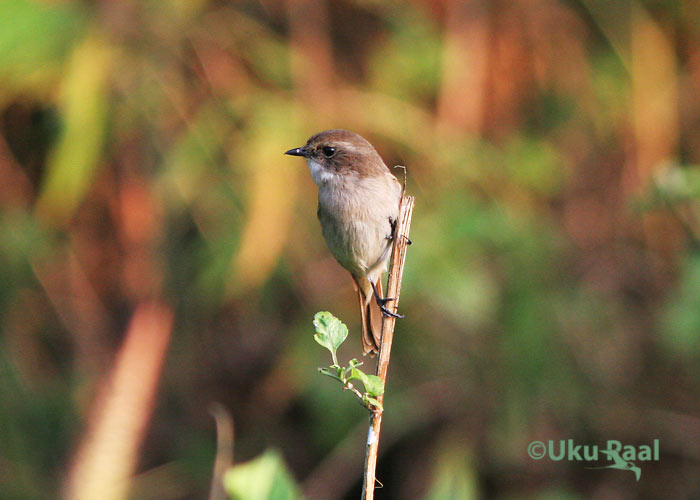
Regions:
[[313, 311, 385, 411]]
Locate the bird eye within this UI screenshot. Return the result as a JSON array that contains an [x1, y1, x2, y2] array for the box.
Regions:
[[322, 146, 336, 158]]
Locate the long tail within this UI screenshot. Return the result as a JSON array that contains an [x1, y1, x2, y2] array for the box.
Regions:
[[351, 274, 383, 355]]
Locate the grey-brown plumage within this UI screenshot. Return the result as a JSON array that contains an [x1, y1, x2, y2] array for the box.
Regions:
[[285, 129, 402, 354]]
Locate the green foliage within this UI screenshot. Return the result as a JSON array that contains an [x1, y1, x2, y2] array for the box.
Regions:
[[0, 0, 86, 96], [422, 443, 478, 500], [36, 36, 111, 225], [313, 312, 384, 410], [502, 135, 566, 196], [312, 311, 348, 367], [368, 8, 441, 101], [502, 490, 582, 500], [223, 449, 303, 500], [660, 253, 700, 357], [638, 164, 700, 208]]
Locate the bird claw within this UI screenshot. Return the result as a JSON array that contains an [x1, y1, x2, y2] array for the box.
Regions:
[[380, 303, 404, 319], [370, 279, 404, 319]]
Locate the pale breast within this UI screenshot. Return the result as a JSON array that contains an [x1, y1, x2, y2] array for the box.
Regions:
[[317, 171, 401, 277]]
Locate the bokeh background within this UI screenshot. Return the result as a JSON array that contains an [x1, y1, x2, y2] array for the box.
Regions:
[[2, 0, 700, 498]]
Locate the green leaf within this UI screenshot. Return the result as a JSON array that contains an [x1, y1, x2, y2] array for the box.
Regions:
[[312, 311, 348, 361], [348, 358, 362, 368], [364, 375, 385, 398], [318, 367, 342, 382], [349, 368, 385, 397], [223, 449, 303, 500], [345, 358, 363, 378], [364, 396, 383, 411], [349, 366, 369, 384]]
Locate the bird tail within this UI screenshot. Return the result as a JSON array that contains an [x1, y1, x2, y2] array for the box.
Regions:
[[352, 275, 383, 356]]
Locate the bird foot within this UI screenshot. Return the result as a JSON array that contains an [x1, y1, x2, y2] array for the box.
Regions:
[[380, 302, 404, 319], [370, 279, 404, 319]]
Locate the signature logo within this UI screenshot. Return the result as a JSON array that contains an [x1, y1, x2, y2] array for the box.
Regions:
[[528, 439, 658, 481], [585, 449, 641, 481]]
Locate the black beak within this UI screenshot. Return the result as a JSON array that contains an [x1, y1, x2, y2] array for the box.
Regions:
[[284, 146, 307, 157]]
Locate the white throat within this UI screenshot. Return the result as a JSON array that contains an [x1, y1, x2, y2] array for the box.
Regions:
[[306, 159, 336, 186]]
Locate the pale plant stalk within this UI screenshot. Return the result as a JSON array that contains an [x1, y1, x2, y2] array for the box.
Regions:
[[64, 302, 173, 500], [361, 193, 414, 500]]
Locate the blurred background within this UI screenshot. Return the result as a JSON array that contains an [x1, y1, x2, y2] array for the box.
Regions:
[[1, 0, 700, 498]]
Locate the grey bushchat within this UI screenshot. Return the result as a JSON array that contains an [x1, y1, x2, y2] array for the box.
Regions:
[[285, 129, 402, 355]]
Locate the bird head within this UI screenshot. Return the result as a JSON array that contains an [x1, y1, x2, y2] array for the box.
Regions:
[[285, 129, 387, 185]]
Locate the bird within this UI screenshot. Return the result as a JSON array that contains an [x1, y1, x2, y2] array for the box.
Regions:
[[585, 449, 641, 481], [285, 129, 403, 355]]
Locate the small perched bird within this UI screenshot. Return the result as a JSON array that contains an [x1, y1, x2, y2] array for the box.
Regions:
[[286, 129, 403, 355]]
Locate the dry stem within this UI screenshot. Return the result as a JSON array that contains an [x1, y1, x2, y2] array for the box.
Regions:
[[361, 193, 414, 500]]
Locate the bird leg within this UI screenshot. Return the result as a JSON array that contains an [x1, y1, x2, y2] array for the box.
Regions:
[[386, 217, 411, 245], [369, 278, 404, 319], [385, 217, 395, 242]]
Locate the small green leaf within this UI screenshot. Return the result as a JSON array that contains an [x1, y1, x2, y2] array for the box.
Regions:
[[313, 311, 348, 363], [348, 358, 363, 368], [345, 358, 363, 378], [349, 366, 369, 385], [364, 396, 383, 411], [318, 367, 342, 382], [364, 375, 385, 398], [349, 367, 385, 398]]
